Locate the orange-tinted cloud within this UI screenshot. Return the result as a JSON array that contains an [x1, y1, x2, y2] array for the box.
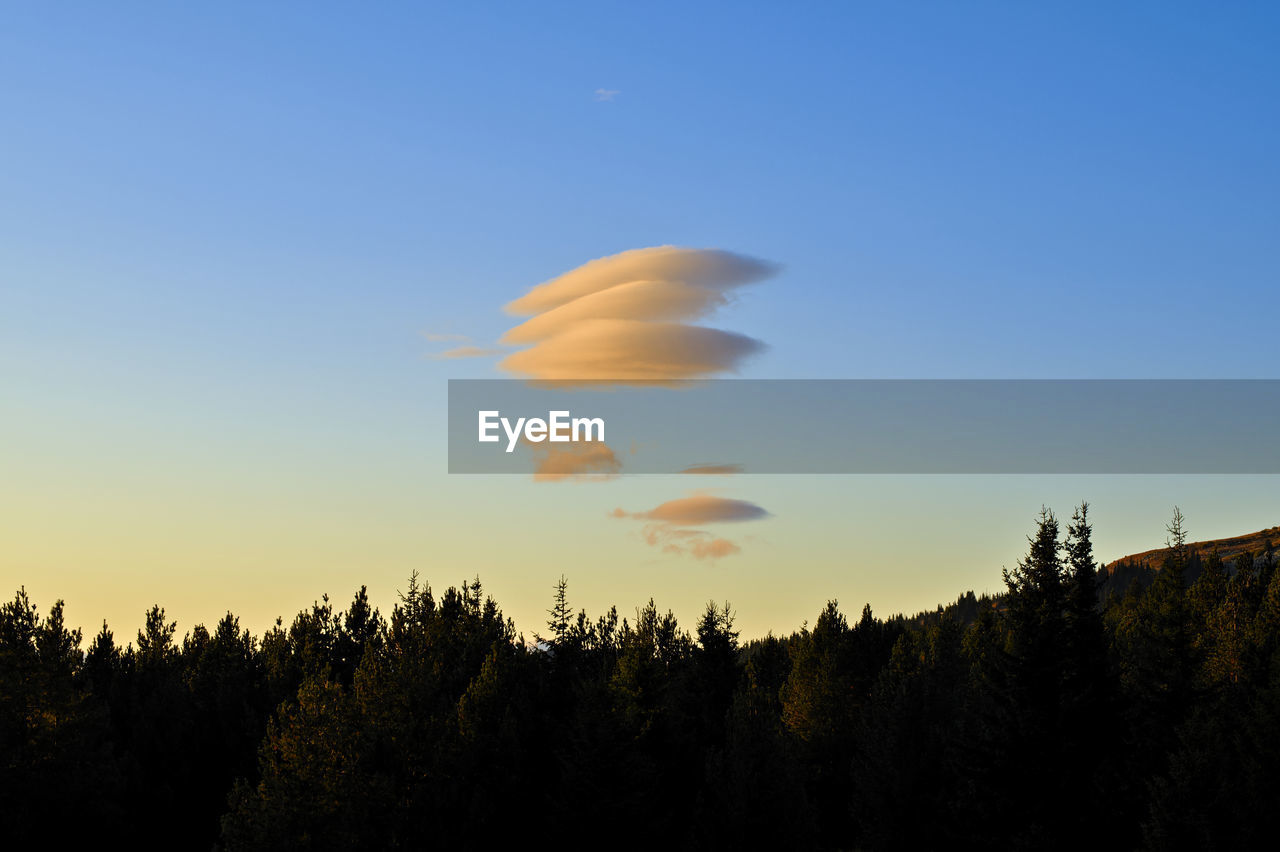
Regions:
[[679, 463, 743, 475], [690, 537, 740, 559], [500, 320, 762, 382], [502, 279, 733, 344], [530, 440, 623, 482], [505, 246, 776, 316], [611, 494, 769, 559], [429, 345, 504, 360], [617, 495, 769, 524], [498, 246, 776, 383]]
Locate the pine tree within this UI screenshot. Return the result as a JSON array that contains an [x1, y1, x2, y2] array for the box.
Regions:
[[1114, 507, 1198, 796], [694, 600, 740, 747], [1152, 508, 1194, 701], [1163, 506, 1190, 590], [136, 603, 178, 667], [334, 586, 382, 685], [1061, 502, 1116, 812], [780, 600, 859, 846], [83, 620, 118, 696], [1002, 507, 1067, 684], [543, 575, 573, 648], [1207, 567, 1251, 690], [1252, 566, 1280, 671], [1064, 501, 1108, 686], [1190, 550, 1227, 626], [993, 508, 1069, 844], [1005, 508, 1066, 612]]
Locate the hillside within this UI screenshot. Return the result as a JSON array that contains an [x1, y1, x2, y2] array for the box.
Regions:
[[1100, 523, 1279, 601], [1105, 525, 1280, 574]]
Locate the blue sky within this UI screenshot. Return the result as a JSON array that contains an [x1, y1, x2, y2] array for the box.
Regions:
[[2, 2, 1278, 639]]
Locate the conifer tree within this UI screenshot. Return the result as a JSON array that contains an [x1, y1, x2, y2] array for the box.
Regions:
[[546, 575, 572, 646], [1064, 502, 1108, 686], [1060, 502, 1116, 815], [1114, 507, 1197, 788], [1002, 507, 1067, 686], [991, 508, 1069, 844]]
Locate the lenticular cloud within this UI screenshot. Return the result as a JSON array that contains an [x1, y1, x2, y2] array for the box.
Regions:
[[610, 494, 770, 560], [498, 246, 776, 382]]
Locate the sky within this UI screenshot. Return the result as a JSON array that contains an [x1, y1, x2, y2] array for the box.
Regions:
[[2, 2, 1278, 642]]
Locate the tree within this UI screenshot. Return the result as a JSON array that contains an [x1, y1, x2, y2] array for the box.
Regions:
[[1063, 504, 1110, 698], [222, 678, 382, 851], [693, 600, 740, 750], [781, 600, 860, 846], [333, 586, 383, 685], [702, 632, 816, 849], [1004, 507, 1067, 629], [1002, 507, 1068, 709], [852, 620, 969, 850], [1059, 502, 1124, 843], [541, 575, 573, 649], [981, 508, 1071, 845], [0, 590, 122, 843], [136, 603, 178, 665], [1120, 509, 1194, 715]]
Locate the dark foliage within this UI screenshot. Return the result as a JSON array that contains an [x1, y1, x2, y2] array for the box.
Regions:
[[2, 507, 1278, 850]]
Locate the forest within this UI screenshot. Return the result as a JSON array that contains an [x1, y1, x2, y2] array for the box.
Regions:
[[3, 504, 1279, 850]]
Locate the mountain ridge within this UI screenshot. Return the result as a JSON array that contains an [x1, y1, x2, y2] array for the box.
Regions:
[[1104, 524, 1280, 574]]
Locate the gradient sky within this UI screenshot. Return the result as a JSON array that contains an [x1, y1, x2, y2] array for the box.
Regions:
[[3, 2, 1278, 642]]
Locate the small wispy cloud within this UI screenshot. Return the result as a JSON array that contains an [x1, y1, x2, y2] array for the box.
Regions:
[[421, 331, 472, 343], [594, 88, 620, 102], [428, 345, 504, 360], [679, 463, 743, 475], [531, 440, 622, 482]]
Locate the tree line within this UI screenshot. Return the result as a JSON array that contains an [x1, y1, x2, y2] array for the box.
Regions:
[[2, 504, 1279, 849]]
